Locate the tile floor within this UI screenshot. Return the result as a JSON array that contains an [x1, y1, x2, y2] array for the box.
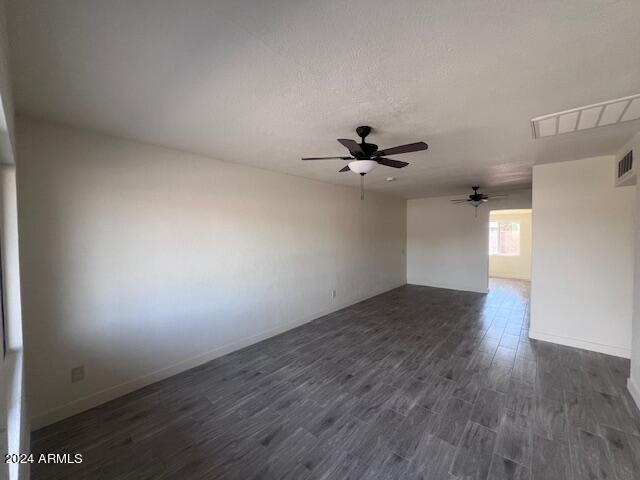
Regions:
[[31, 278, 640, 479]]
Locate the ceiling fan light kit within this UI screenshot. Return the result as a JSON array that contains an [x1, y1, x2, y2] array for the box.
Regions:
[[348, 159, 377, 175], [302, 125, 428, 199]]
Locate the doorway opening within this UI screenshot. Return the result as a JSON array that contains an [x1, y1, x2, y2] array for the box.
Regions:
[[488, 209, 532, 287]]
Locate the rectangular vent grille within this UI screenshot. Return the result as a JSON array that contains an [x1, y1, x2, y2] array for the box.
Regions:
[[531, 93, 640, 139], [618, 150, 633, 179]]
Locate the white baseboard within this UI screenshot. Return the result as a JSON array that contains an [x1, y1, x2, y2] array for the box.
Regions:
[[30, 282, 405, 430], [488, 275, 531, 281], [628, 376, 640, 411], [529, 330, 631, 358]]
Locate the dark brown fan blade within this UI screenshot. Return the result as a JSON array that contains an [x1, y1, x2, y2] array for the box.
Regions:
[[302, 156, 352, 160], [338, 139, 364, 155], [375, 142, 428, 156], [376, 158, 409, 168], [339, 165, 351, 172]]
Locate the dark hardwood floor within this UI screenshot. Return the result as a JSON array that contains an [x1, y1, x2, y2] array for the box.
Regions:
[[31, 278, 640, 479]]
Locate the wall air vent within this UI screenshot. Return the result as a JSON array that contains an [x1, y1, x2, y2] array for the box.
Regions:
[[531, 93, 640, 139], [614, 132, 640, 188], [615, 149, 635, 187], [618, 150, 633, 179]]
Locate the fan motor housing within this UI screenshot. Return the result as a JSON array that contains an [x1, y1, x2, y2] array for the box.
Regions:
[[355, 125, 372, 138], [354, 142, 378, 158]]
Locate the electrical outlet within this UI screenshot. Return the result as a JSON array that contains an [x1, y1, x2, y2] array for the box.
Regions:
[[332, 289, 336, 299], [71, 366, 84, 383]]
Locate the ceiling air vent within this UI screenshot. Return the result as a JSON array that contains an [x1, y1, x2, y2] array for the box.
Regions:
[[531, 93, 640, 139]]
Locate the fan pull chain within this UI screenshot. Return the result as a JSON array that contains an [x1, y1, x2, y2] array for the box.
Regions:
[[360, 174, 364, 200]]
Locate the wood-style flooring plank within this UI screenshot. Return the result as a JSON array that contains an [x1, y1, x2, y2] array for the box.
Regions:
[[29, 279, 640, 480]]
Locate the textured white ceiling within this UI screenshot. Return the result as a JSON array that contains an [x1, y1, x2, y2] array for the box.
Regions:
[[6, 0, 640, 198]]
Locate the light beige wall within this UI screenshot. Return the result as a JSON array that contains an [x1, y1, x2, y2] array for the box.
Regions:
[[531, 156, 634, 358], [16, 117, 407, 428], [631, 173, 640, 405], [407, 195, 491, 293], [1, 1, 29, 478], [626, 132, 640, 407], [407, 189, 532, 293], [488, 210, 532, 280]]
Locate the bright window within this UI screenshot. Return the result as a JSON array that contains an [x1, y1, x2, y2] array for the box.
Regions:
[[489, 220, 520, 256]]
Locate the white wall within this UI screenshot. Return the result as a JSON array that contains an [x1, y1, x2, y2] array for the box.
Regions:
[[489, 209, 532, 281], [531, 156, 635, 358], [626, 133, 640, 407], [407, 196, 490, 293], [15, 118, 407, 429], [0, 166, 26, 480], [407, 189, 532, 293], [0, 1, 28, 478]]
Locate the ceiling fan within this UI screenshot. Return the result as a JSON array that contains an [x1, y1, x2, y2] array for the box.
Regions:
[[302, 125, 428, 175], [451, 186, 507, 216], [302, 126, 428, 199]]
